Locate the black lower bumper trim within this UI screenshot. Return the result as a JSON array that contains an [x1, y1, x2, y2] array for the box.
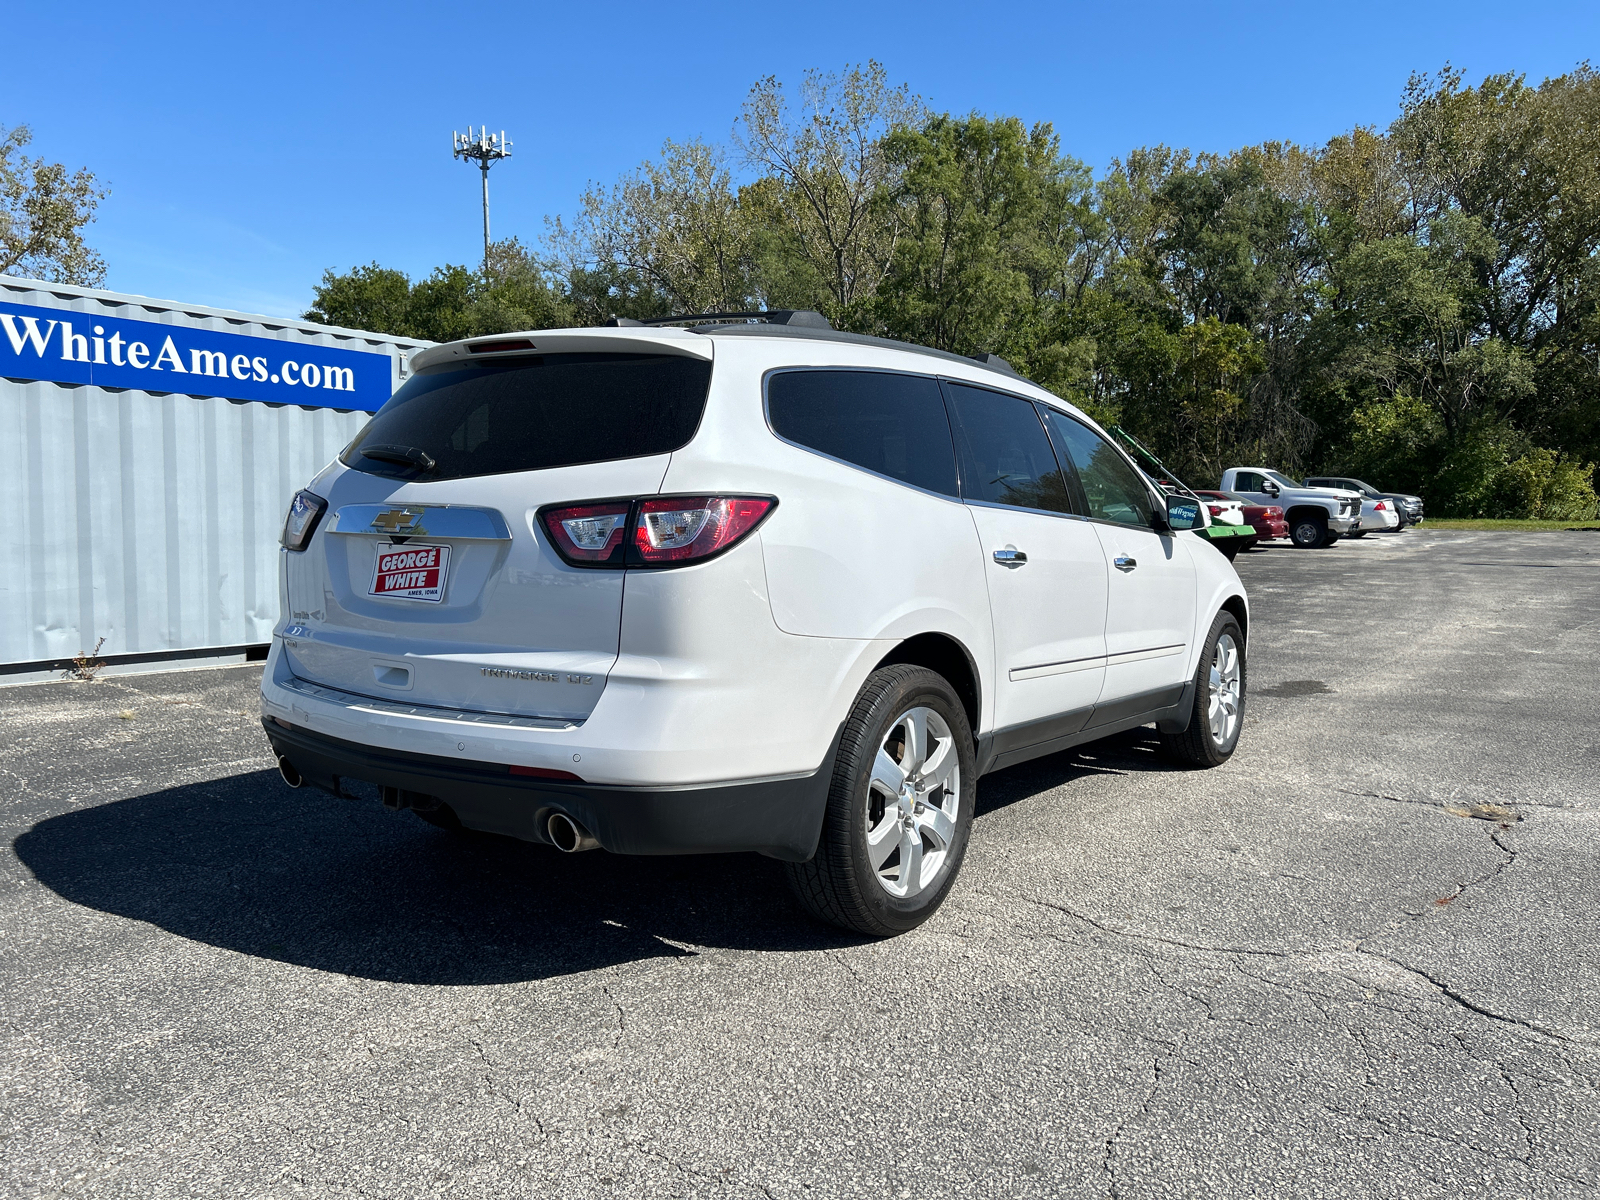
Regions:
[[264, 719, 834, 862]]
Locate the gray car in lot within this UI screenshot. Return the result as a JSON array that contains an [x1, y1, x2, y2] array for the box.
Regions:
[[1304, 475, 1424, 527]]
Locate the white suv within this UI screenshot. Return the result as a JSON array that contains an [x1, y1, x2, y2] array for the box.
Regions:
[[262, 312, 1249, 936]]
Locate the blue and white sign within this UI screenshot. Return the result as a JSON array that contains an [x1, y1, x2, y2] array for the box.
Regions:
[[0, 298, 394, 411]]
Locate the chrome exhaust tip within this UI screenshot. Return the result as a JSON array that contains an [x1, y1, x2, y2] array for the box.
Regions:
[[547, 811, 599, 853], [277, 756, 303, 789]]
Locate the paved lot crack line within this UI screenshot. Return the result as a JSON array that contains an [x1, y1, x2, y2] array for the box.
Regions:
[[826, 949, 866, 985], [1102, 1030, 1188, 1200], [466, 1033, 543, 1133], [602, 984, 627, 1048], [1020, 893, 1590, 1047], [1021, 895, 1289, 959], [1352, 947, 1580, 1045], [1338, 787, 1576, 814]]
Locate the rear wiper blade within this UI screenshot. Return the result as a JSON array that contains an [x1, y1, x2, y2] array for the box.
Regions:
[[360, 444, 435, 471]]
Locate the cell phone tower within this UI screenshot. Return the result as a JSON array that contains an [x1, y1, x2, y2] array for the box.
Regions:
[[452, 126, 512, 275]]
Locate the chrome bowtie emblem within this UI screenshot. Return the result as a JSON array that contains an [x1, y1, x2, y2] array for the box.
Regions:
[[370, 508, 426, 535]]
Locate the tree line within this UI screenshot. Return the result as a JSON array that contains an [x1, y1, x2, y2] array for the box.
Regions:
[[307, 62, 1600, 519]]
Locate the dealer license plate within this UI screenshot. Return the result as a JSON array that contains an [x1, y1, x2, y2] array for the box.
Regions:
[[370, 542, 451, 603]]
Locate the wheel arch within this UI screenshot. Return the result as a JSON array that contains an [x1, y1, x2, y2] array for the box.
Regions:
[[873, 632, 981, 738], [1219, 593, 1249, 645], [1284, 504, 1330, 526]]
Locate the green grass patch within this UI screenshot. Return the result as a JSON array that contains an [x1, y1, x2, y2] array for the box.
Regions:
[[1421, 518, 1600, 531]]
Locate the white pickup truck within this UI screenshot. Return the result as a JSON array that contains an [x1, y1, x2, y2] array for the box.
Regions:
[[1220, 468, 1363, 549]]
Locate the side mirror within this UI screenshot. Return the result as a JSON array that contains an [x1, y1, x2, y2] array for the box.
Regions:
[[1263, 482, 1280, 497], [1165, 497, 1202, 531]]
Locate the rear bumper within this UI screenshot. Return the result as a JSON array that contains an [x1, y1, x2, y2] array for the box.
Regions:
[[1248, 519, 1288, 539], [263, 718, 834, 862]]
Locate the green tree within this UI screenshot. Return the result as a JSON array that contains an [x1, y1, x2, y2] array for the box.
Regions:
[[304, 240, 573, 342], [551, 138, 755, 315], [303, 262, 413, 332], [0, 123, 107, 285], [736, 61, 923, 320], [871, 114, 1066, 356]]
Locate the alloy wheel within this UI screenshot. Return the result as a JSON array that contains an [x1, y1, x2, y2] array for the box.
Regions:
[[1208, 632, 1243, 745], [865, 706, 961, 899]]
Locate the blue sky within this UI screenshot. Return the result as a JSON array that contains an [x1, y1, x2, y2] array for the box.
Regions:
[[4, 1, 1595, 320]]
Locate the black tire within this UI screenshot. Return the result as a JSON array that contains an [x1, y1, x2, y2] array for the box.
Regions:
[[1290, 514, 1327, 549], [786, 665, 976, 937], [1159, 611, 1247, 768], [1348, 529, 1367, 538], [1217, 539, 1240, 561]]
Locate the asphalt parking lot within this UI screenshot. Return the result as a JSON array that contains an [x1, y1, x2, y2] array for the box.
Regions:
[[3, 530, 1598, 1199]]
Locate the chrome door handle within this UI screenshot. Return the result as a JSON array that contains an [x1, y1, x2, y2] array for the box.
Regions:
[[993, 549, 1028, 567], [1114, 554, 1137, 571]]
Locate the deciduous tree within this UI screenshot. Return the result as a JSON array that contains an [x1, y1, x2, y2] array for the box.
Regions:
[[0, 124, 106, 285]]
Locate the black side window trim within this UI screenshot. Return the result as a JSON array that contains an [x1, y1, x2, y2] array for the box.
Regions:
[[1031, 401, 1091, 515], [761, 364, 964, 503]]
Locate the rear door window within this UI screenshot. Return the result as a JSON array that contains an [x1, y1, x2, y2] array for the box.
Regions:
[[1040, 410, 1157, 527], [942, 383, 1073, 513], [766, 369, 959, 497], [343, 353, 712, 481]]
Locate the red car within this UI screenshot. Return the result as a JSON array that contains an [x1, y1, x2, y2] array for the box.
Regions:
[[1196, 490, 1288, 542]]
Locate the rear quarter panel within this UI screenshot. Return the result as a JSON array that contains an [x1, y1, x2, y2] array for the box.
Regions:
[[659, 338, 998, 733]]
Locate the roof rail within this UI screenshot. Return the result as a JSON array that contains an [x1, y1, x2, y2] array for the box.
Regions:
[[593, 312, 1035, 387], [603, 309, 833, 330]]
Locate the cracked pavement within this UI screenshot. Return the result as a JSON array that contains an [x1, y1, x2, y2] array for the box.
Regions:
[[2, 529, 1598, 1198]]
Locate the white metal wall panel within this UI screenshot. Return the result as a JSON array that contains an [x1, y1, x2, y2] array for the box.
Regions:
[[1, 275, 428, 666], [1, 380, 368, 663]]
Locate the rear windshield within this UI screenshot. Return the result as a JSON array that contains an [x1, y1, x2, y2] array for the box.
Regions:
[[342, 353, 712, 481]]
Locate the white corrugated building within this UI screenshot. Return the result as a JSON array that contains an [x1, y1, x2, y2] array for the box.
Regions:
[[1, 275, 426, 680]]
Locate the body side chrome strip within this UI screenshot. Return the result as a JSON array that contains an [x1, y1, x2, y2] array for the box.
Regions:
[[1105, 643, 1186, 665], [1010, 642, 1186, 682], [1009, 655, 1103, 682]]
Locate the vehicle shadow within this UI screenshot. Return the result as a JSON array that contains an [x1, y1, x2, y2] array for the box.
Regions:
[[13, 770, 859, 986], [14, 729, 1188, 985]]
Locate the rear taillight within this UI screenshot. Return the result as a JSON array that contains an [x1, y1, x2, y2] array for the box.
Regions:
[[280, 489, 327, 552], [541, 502, 630, 565], [1374, 501, 1387, 510], [633, 497, 773, 564], [1207, 505, 1224, 516], [538, 495, 776, 569]]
